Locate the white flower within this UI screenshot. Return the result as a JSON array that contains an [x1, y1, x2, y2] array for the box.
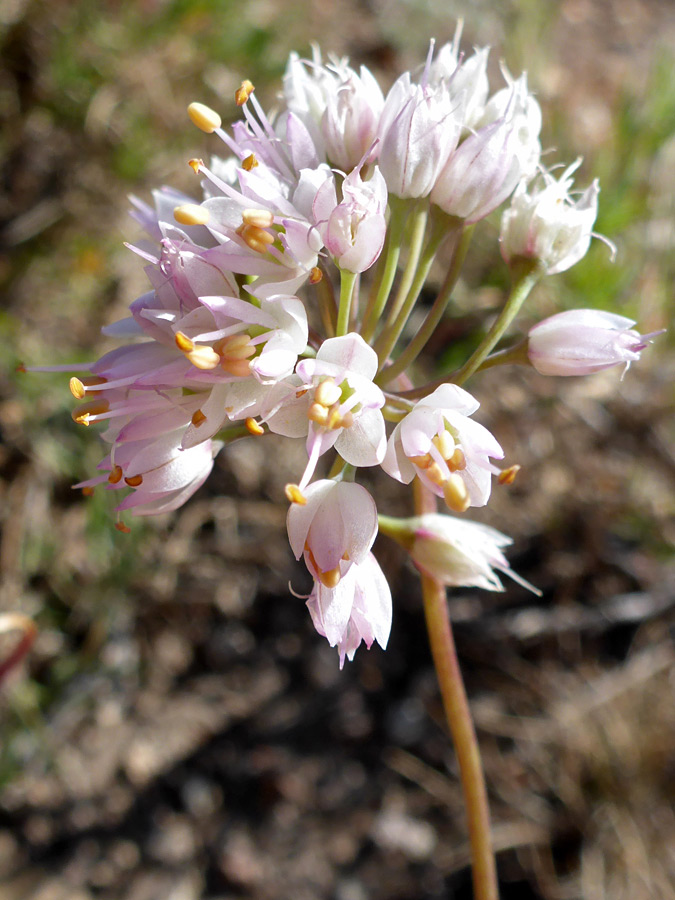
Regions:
[[500, 160, 605, 274], [382, 385, 503, 512]]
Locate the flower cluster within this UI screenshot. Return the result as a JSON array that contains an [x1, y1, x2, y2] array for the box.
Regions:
[[56, 33, 658, 666]]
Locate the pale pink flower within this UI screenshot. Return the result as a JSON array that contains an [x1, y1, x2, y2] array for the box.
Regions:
[[382, 384, 503, 512], [312, 164, 388, 273], [431, 73, 541, 222], [377, 45, 465, 199], [306, 552, 392, 667], [500, 160, 605, 274], [287, 479, 378, 586], [321, 64, 384, 170], [527, 309, 660, 376]]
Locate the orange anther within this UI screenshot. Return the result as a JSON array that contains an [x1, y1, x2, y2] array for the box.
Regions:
[[235, 79, 255, 106], [498, 464, 521, 485], [115, 521, 131, 534], [284, 483, 307, 505], [245, 417, 265, 435], [191, 409, 207, 426], [309, 267, 323, 284], [108, 465, 123, 484], [242, 153, 258, 171], [124, 474, 143, 488]]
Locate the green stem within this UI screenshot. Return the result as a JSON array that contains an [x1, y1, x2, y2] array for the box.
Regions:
[[360, 197, 409, 342], [375, 208, 453, 372], [413, 479, 499, 900], [383, 200, 429, 327], [336, 269, 358, 337], [378, 223, 473, 387], [452, 261, 541, 386], [316, 264, 336, 339]]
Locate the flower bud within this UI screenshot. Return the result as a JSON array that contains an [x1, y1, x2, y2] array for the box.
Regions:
[[527, 309, 660, 376]]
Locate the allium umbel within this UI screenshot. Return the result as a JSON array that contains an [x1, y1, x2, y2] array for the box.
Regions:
[[44, 32, 660, 668]]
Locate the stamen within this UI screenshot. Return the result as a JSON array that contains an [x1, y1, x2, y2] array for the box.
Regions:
[[443, 474, 471, 513], [187, 346, 221, 369], [220, 357, 252, 376], [314, 379, 341, 407], [235, 79, 255, 106], [191, 409, 207, 427], [71, 399, 110, 426], [285, 483, 307, 505], [242, 153, 258, 171], [124, 474, 143, 487], [318, 566, 341, 589], [187, 102, 222, 133], [308, 403, 329, 424], [188, 158, 204, 173], [115, 521, 131, 534], [81, 486, 95, 497], [236, 223, 275, 253], [245, 417, 265, 435], [309, 267, 323, 284], [108, 465, 123, 484], [410, 453, 433, 469], [498, 464, 521, 485], [173, 204, 210, 226], [69, 377, 86, 399], [175, 331, 195, 352], [432, 431, 455, 460], [448, 447, 466, 471], [425, 462, 446, 486], [242, 208, 274, 228]]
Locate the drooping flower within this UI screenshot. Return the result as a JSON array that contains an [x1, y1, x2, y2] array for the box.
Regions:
[[381, 384, 503, 512], [499, 160, 607, 274], [306, 552, 392, 667], [527, 309, 661, 376], [286, 479, 378, 587]]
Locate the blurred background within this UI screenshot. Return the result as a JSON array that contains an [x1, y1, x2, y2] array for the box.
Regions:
[[1, 1, 674, 898]]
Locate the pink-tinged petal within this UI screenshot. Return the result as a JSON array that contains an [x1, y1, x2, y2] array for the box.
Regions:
[[336, 212, 386, 273], [181, 383, 232, 449], [286, 479, 336, 560], [420, 383, 480, 416], [285, 111, 322, 171], [263, 381, 310, 438], [306, 564, 356, 645], [381, 425, 416, 484], [335, 408, 386, 467], [315, 333, 379, 380]]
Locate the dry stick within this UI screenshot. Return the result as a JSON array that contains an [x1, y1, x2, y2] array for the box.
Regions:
[[413, 479, 499, 900]]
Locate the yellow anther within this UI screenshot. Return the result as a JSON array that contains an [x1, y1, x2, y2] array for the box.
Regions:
[[326, 407, 344, 430], [108, 465, 123, 484], [69, 377, 86, 400], [191, 409, 207, 427], [498, 464, 521, 485], [410, 453, 433, 469], [81, 486, 95, 497], [314, 379, 342, 408], [175, 331, 195, 352], [432, 431, 455, 460], [242, 153, 258, 171], [295, 389, 308, 398], [308, 402, 329, 425], [235, 79, 255, 106], [245, 417, 265, 435], [71, 399, 110, 426], [70, 375, 107, 399], [242, 208, 274, 228], [448, 447, 466, 471], [237, 223, 274, 252], [188, 158, 204, 173], [285, 483, 307, 505], [443, 474, 471, 513], [115, 521, 131, 534], [173, 204, 210, 226], [187, 101, 222, 133], [309, 267, 323, 284], [124, 474, 143, 488], [216, 334, 255, 360], [187, 346, 221, 370], [318, 566, 341, 588], [340, 411, 354, 428], [221, 357, 252, 377], [425, 462, 446, 486]]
